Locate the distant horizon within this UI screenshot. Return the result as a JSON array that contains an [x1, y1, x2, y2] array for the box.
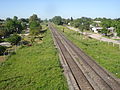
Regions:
[[0, 15, 119, 20], [0, 0, 119, 20]]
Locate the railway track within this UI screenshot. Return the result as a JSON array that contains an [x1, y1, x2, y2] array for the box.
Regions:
[[49, 23, 120, 90]]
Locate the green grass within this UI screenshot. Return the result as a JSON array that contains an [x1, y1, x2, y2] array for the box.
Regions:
[[0, 29, 68, 90], [56, 25, 120, 78]]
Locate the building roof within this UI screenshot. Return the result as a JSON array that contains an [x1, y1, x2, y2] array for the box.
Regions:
[[92, 27, 103, 30], [93, 21, 101, 23]]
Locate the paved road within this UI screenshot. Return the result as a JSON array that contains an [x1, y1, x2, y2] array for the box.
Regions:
[[66, 26, 120, 45]]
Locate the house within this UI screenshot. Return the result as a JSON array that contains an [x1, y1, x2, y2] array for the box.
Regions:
[[91, 27, 103, 33], [107, 27, 114, 33], [107, 27, 116, 37], [68, 23, 70, 25]]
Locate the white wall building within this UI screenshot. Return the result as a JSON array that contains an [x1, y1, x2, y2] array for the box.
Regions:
[[92, 27, 103, 33], [107, 27, 114, 32]]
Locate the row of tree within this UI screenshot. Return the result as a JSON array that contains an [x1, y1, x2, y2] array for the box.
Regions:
[[0, 14, 42, 55], [0, 14, 42, 43], [51, 16, 120, 37], [70, 17, 92, 33]]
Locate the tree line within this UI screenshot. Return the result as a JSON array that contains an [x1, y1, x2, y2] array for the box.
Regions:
[[51, 16, 120, 37]]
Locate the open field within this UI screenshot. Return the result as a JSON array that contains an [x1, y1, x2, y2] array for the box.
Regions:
[[56, 25, 120, 78], [0, 29, 68, 90]]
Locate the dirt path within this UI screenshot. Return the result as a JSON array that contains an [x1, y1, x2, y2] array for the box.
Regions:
[[66, 26, 120, 45], [0, 56, 5, 62]]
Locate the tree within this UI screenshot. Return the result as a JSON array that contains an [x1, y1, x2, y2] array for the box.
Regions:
[[30, 21, 40, 28], [79, 25, 84, 33], [44, 19, 48, 23], [19, 18, 28, 30], [30, 21, 42, 36], [29, 14, 39, 22], [19, 18, 29, 23], [71, 19, 80, 28], [71, 17, 73, 21], [101, 20, 111, 28], [29, 14, 42, 36], [116, 22, 120, 37], [21, 22, 27, 30], [30, 26, 42, 36], [13, 16, 18, 21], [5, 17, 23, 34], [52, 16, 63, 25], [101, 27, 108, 36], [13, 16, 23, 33], [5, 18, 15, 34], [62, 18, 71, 24], [71, 17, 92, 31]]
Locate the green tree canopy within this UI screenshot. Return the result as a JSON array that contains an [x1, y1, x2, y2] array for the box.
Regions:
[[4, 16, 23, 34], [29, 14, 40, 22], [52, 16, 63, 25], [6, 34, 21, 45], [5, 18, 15, 34], [71, 17, 92, 31], [29, 14, 42, 36]]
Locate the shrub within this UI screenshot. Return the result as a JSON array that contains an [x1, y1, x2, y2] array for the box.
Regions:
[[0, 45, 6, 55], [6, 34, 21, 45]]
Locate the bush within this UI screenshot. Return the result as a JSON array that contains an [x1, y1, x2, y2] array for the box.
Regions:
[[6, 34, 21, 45], [0, 45, 6, 55]]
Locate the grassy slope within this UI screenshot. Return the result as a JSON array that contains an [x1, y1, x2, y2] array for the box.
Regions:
[[0, 29, 68, 90], [56, 25, 120, 78]]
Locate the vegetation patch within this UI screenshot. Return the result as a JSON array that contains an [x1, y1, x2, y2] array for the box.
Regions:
[[56, 25, 120, 78], [0, 29, 68, 90]]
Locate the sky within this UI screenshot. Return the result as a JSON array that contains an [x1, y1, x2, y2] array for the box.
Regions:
[[0, 0, 119, 19]]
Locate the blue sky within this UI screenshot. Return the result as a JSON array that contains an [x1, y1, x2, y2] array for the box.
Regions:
[[0, 0, 119, 19]]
